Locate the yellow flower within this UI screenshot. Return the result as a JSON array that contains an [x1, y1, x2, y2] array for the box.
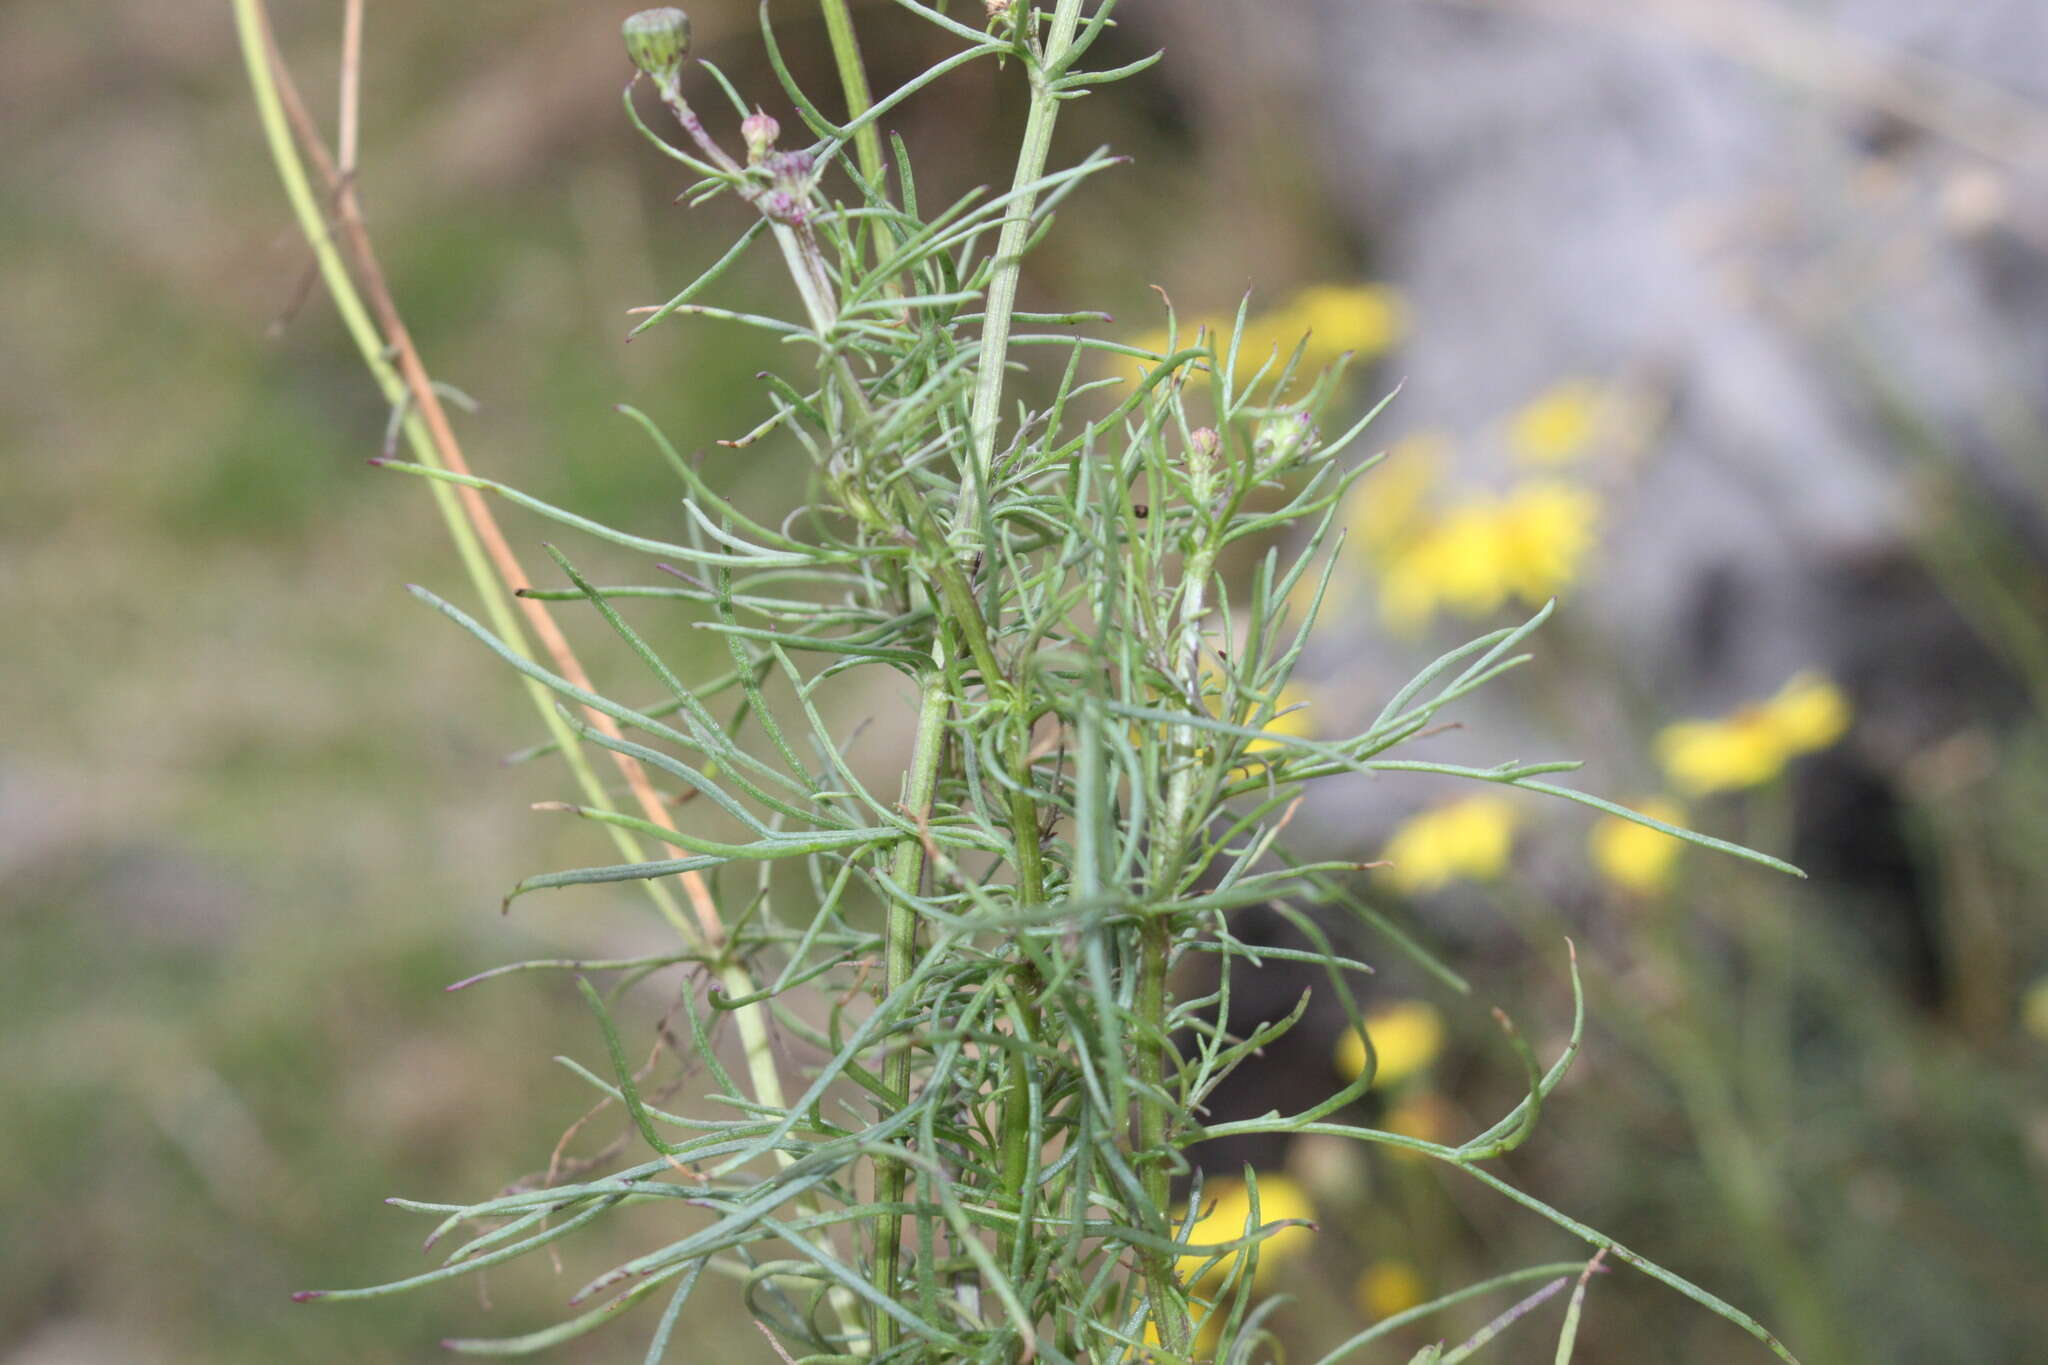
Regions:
[[1589, 797, 1690, 896], [1353, 432, 1447, 554], [1357, 1260, 1428, 1319], [1494, 480, 1599, 601], [1267, 282, 1407, 370], [1129, 282, 1406, 386], [2021, 977, 2048, 1043], [1240, 683, 1318, 755], [1373, 481, 1598, 630], [1508, 379, 1604, 465], [1379, 796, 1517, 892], [1294, 433, 1448, 626], [1381, 1091, 1456, 1153], [1174, 1174, 1316, 1292], [1655, 672, 1852, 795], [1334, 1001, 1446, 1088]]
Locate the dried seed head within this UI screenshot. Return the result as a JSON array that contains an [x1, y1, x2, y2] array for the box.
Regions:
[[741, 109, 781, 164], [622, 8, 691, 84]]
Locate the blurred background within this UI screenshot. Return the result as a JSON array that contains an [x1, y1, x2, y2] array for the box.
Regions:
[[5, 1, 2047, 1362]]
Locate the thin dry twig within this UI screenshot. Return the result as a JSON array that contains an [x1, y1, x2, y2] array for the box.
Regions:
[[253, 2, 725, 946]]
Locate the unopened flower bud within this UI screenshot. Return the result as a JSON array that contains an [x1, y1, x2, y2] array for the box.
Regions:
[[622, 8, 691, 85], [741, 109, 780, 164], [1254, 411, 1317, 468], [984, 0, 1015, 20]]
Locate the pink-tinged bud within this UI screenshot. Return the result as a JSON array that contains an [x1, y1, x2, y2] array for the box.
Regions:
[[984, 0, 1015, 20], [741, 110, 780, 164], [622, 9, 691, 85]]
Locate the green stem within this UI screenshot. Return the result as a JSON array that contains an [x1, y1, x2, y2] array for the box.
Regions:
[[1161, 539, 1218, 887], [995, 1003, 1036, 1271], [961, 0, 1090, 548], [817, 0, 886, 190], [873, 632, 955, 1358], [1137, 915, 1190, 1352], [927, 548, 1050, 900]]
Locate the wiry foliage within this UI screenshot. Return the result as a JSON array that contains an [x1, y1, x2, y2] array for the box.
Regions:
[[250, 3, 1804, 1361]]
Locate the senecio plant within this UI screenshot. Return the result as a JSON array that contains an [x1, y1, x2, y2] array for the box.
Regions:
[[269, 4, 1806, 1362]]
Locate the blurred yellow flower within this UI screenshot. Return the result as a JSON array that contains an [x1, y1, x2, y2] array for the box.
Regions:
[[1496, 481, 1599, 599], [1334, 1000, 1446, 1088], [1174, 1174, 1316, 1292], [1240, 682, 1319, 755], [1266, 282, 1407, 371], [1655, 673, 1852, 795], [1354, 433, 1447, 553], [1291, 432, 1450, 627], [1376, 481, 1599, 630], [1508, 379, 1603, 465], [1130, 282, 1406, 386], [1168, 681, 1318, 766], [2021, 977, 2048, 1043], [1589, 797, 1690, 896], [1357, 1260, 1428, 1319], [1380, 796, 1517, 892], [1378, 1091, 1457, 1164]]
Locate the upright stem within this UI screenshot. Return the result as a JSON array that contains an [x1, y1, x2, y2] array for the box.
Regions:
[[873, 631, 955, 1358], [1162, 541, 1217, 883], [960, 0, 1090, 550], [816, 0, 886, 191], [1137, 915, 1190, 1352]]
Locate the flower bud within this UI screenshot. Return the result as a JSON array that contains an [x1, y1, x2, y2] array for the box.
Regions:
[[741, 109, 780, 165], [622, 8, 691, 85], [1254, 411, 1317, 468]]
